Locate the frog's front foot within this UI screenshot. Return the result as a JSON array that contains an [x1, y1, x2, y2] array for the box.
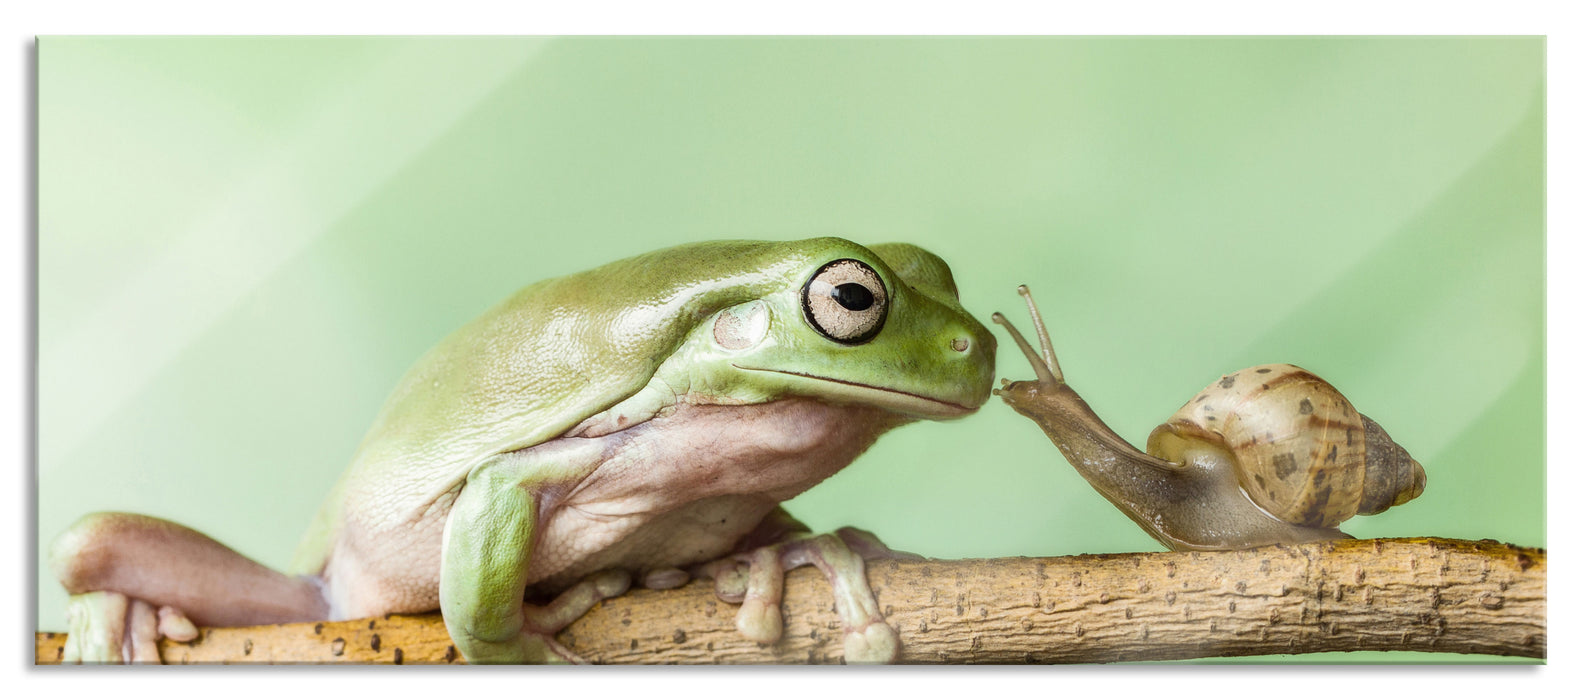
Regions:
[[698, 528, 904, 664], [460, 569, 631, 664], [61, 592, 198, 664]]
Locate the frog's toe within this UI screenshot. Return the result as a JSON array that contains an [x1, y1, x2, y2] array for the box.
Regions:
[[157, 605, 198, 642], [516, 571, 630, 664], [734, 546, 787, 643], [775, 532, 898, 664], [842, 620, 901, 664], [63, 591, 129, 664], [63, 592, 196, 664], [452, 570, 633, 664], [527, 635, 587, 665], [695, 559, 749, 603], [463, 630, 586, 665], [706, 530, 902, 662], [735, 597, 783, 644], [836, 526, 924, 561], [126, 599, 162, 663], [525, 569, 632, 635], [641, 567, 690, 590], [591, 569, 632, 598]]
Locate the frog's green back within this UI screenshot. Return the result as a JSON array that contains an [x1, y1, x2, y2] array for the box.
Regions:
[[292, 237, 923, 573]]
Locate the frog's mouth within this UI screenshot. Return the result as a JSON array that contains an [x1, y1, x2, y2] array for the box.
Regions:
[[732, 365, 975, 418]]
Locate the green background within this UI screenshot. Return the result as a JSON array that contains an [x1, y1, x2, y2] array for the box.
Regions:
[[36, 37, 1544, 663]]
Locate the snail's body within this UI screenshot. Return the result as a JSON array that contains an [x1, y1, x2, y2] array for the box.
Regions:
[[1002, 372, 1351, 550], [992, 287, 1425, 552]]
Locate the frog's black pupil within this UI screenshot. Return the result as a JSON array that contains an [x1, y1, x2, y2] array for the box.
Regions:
[[831, 283, 875, 311]]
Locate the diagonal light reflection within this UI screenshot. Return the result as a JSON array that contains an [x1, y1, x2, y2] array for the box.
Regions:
[[42, 39, 552, 467], [1227, 89, 1544, 464]]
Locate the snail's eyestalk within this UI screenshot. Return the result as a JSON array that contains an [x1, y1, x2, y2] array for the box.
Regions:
[[1015, 285, 1063, 381], [991, 285, 1064, 385], [991, 311, 1060, 386]]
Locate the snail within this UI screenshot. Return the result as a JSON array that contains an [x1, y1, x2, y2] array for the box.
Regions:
[[991, 286, 1426, 551]]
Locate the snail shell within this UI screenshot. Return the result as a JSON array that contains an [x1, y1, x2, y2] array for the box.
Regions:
[[1144, 364, 1426, 529]]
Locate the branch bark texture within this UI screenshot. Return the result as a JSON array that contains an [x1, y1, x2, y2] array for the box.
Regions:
[[35, 537, 1545, 664]]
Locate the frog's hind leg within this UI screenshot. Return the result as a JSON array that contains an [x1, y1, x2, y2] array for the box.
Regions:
[[51, 512, 330, 663]]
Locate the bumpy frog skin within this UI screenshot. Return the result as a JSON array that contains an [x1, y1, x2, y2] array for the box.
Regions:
[[51, 238, 996, 664]]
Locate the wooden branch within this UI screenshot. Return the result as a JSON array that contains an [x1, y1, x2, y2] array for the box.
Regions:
[[35, 537, 1544, 664]]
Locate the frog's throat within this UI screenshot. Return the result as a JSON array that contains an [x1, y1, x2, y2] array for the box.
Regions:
[[729, 364, 974, 418]]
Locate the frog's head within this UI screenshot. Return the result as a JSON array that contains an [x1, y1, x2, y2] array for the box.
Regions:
[[675, 238, 996, 419]]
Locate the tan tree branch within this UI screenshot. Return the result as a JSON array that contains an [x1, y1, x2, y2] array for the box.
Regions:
[[35, 537, 1544, 664]]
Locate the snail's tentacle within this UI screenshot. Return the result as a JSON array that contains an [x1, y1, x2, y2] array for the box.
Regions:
[[1015, 284, 1063, 382], [991, 311, 1060, 386]]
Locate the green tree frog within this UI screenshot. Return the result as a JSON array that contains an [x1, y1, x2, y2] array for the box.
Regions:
[[50, 237, 996, 664]]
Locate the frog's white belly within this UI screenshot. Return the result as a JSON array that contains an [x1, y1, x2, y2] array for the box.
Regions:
[[321, 398, 901, 618], [527, 494, 778, 595]]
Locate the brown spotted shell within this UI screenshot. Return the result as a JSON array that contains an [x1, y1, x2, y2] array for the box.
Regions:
[[1143, 364, 1426, 529]]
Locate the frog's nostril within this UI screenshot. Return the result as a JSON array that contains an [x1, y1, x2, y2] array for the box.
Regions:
[[950, 337, 970, 353]]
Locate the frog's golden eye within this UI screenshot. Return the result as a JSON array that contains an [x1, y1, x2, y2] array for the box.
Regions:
[[802, 258, 888, 345]]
